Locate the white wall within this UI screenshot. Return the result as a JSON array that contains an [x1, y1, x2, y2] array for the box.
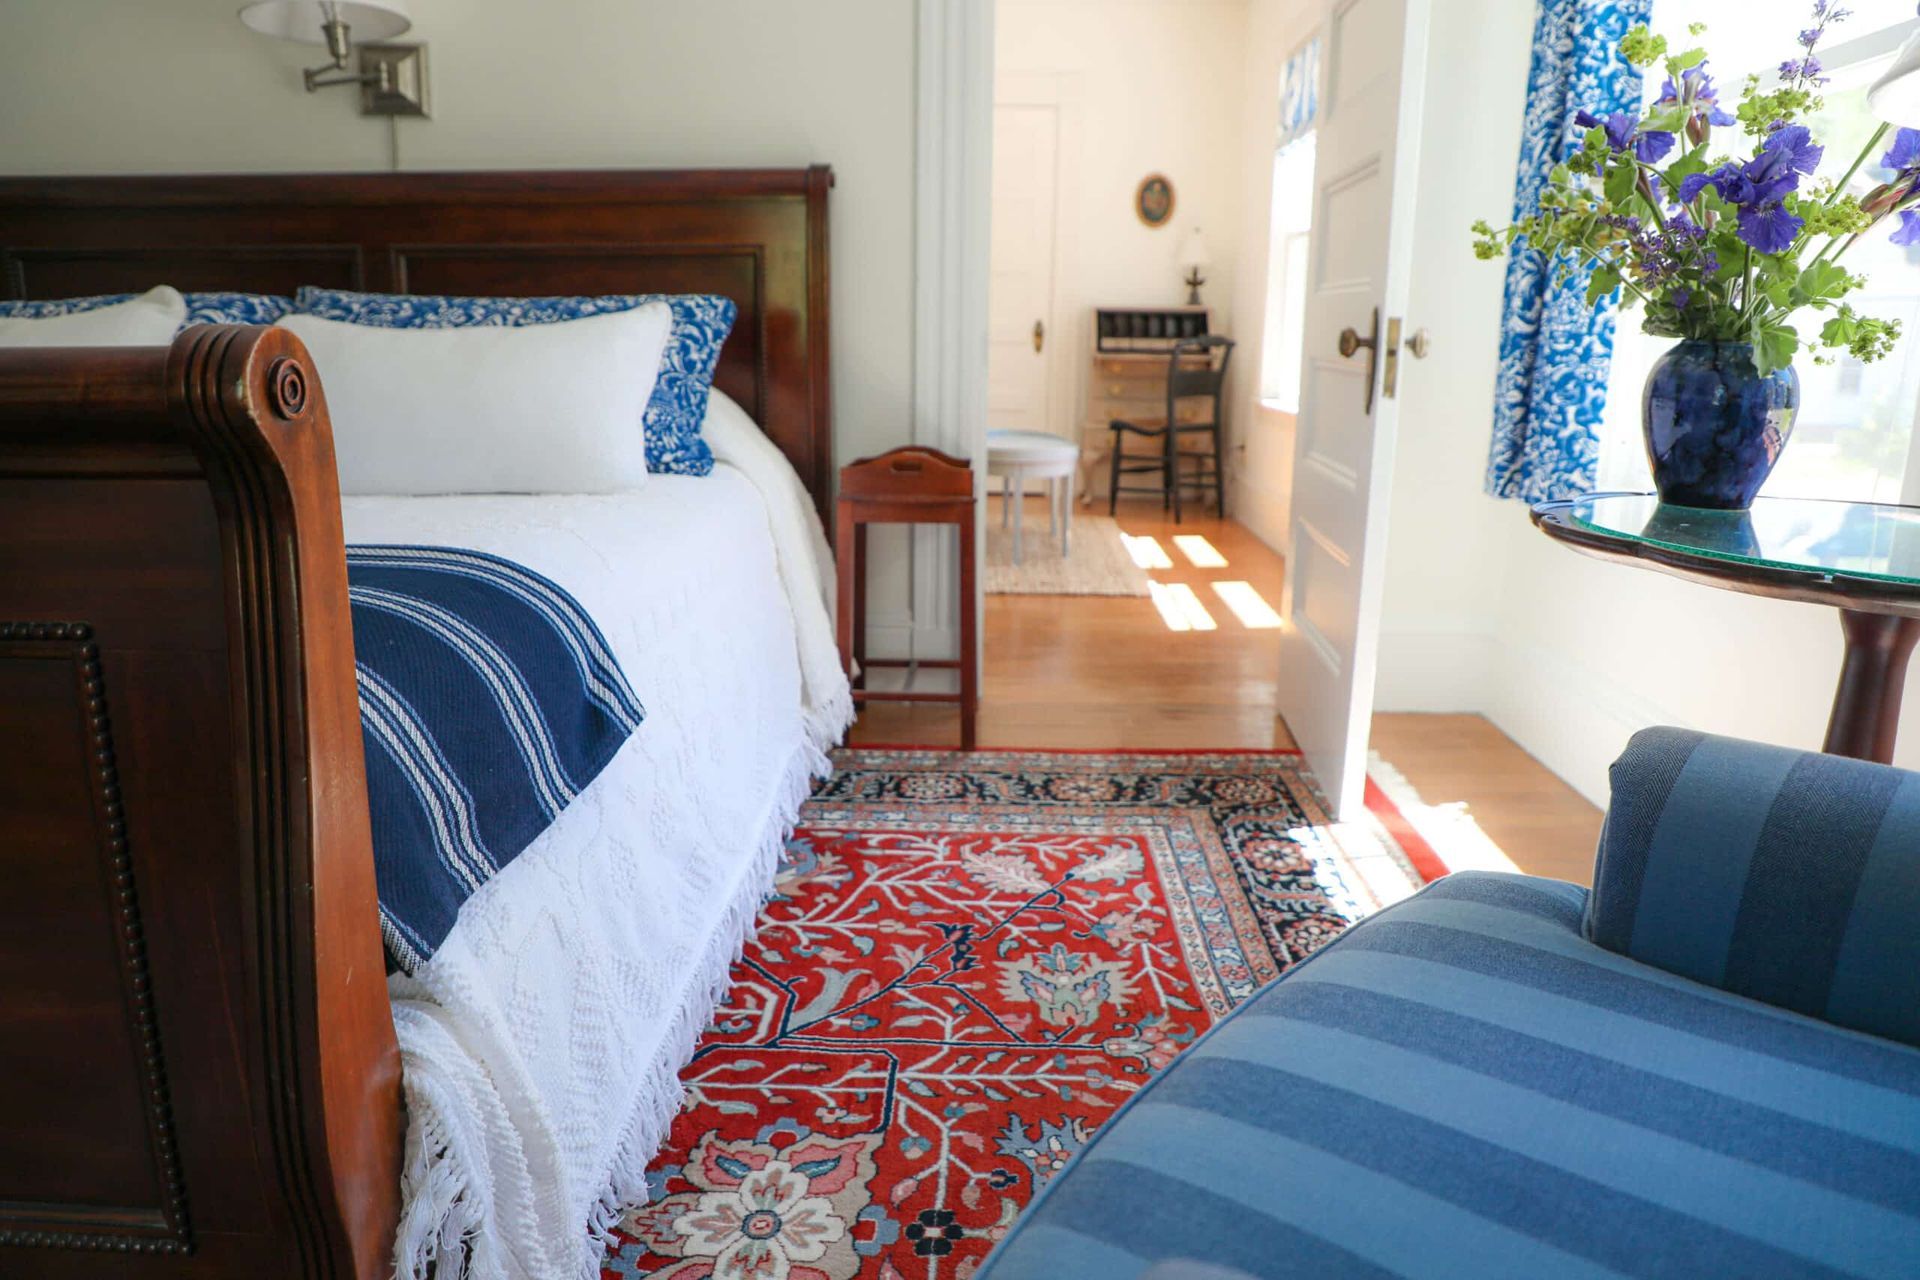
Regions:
[[1373, 0, 1532, 715], [995, 0, 1249, 449]]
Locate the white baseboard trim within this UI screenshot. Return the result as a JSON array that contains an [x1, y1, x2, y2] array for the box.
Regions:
[[1373, 627, 1686, 808], [1478, 636, 1687, 807], [1230, 472, 1289, 557], [864, 617, 960, 663]]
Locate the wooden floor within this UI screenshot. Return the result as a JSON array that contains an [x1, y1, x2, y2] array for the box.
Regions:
[[848, 500, 1602, 883]]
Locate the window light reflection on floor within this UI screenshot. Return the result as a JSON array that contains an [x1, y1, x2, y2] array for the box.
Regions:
[[1149, 581, 1218, 631], [1172, 534, 1228, 568], [1122, 534, 1174, 570], [1211, 580, 1283, 629]]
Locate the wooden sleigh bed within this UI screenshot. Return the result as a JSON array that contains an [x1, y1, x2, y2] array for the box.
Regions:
[[0, 167, 833, 1279]]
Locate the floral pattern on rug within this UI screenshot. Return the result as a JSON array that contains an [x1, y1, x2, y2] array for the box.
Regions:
[[603, 750, 1426, 1279]]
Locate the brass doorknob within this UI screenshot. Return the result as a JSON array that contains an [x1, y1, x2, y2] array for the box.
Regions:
[[1406, 328, 1432, 359], [1340, 308, 1383, 414], [1033, 319, 1045, 353]]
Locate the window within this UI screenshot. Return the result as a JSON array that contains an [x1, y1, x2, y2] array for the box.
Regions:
[[1260, 36, 1321, 412], [1262, 135, 1318, 410], [1597, 4, 1920, 501]]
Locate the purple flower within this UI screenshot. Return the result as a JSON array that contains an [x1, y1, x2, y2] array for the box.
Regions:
[[1892, 210, 1920, 245], [1799, 27, 1823, 46], [1781, 55, 1828, 84], [1883, 127, 1920, 174], [1738, 202, 1805, 254], [1762, 124, 1825, 176], [1576, 110, 1635, 151], [1682, 162, 1763, 206], [1720, 126, 1822, 210], [1672, 287, 1694, 307], [1656, 66, 1738, 128], [1573, 109, 1672, 163]]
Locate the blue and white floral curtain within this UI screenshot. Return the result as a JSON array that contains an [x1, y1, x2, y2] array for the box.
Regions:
[[1485, 0, 1653, 502], [1278, 36, 1321, 150]]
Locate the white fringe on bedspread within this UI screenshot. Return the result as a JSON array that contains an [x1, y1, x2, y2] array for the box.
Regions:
[[389, 727, 831, 1280]]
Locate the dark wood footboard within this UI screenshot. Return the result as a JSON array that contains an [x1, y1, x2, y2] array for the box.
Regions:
[[0, 327, 400, 1278]]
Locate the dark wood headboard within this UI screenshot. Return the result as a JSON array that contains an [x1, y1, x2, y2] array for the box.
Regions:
[[0, 166, 835, 518]]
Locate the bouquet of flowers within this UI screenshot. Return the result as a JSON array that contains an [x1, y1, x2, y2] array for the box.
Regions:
[[1473, 2, 1912, 375]]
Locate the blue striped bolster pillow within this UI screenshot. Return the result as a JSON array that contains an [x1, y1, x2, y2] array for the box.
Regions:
[[1591, 727, 1920, 1047]]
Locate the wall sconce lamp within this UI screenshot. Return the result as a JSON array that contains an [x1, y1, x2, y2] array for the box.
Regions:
[[240, 0, 430, 117]]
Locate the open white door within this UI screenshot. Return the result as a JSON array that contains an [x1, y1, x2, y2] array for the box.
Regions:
[[1276, 0, 1430, 819]]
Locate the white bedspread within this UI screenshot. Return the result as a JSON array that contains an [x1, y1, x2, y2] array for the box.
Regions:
[[343, 452, 850, 1279]]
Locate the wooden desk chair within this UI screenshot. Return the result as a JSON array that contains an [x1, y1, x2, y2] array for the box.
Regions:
[[836, 446, 978, 749], [1107, 335, 1235, 522]]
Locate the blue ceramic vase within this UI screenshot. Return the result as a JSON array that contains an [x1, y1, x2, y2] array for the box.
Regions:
[[1642, 340, 1800, 510]]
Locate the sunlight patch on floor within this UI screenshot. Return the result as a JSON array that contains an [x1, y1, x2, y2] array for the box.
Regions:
[[1285, 816, 1425, 918], [1368, 753, 1523, 875], [1210, 580, 1283, 629], [1172, 534, 1228, 568], [1148, 581, 1219, 631], [1121, 534, 1174, 570]]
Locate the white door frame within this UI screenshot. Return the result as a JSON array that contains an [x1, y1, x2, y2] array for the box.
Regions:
[[910, 0, 996, 663], [992, 71, 1084, 445]]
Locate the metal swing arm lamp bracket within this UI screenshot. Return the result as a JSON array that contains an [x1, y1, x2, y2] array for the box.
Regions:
[[302, 15, 430, 117]]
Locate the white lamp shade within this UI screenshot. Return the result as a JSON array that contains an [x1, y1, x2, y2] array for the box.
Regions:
[[1177, 229, 1212, 271], [1868, 28, 1920, 125], [239, 0, 412, 44]]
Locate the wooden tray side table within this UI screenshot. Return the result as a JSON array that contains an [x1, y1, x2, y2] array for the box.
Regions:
[[837, 446, 978, 749]]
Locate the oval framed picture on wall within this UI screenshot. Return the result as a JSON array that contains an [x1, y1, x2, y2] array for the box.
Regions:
[[1135, 174, 1175, 228]]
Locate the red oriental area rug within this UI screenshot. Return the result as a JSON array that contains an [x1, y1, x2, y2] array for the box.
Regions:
[[603, 749, 1434, 1280]]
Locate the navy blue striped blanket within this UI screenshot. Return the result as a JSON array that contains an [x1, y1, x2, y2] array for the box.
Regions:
[[345, 545, 644, 970]]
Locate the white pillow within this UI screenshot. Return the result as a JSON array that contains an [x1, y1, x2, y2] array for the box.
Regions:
[[278, 303, 671, 496], [0, 286, 186, 347]]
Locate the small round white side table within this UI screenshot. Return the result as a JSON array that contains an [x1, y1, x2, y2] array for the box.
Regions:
[[986, 430, 1080, 565]]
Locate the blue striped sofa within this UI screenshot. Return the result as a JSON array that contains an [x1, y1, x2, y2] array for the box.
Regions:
[[976, 729, 1920, 1279]]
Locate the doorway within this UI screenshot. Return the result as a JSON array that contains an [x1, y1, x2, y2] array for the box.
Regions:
[[955, 0, 1298, 747]]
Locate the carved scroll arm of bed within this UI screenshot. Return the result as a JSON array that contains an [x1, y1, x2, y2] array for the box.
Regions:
[[0, 326, 399, 1280]]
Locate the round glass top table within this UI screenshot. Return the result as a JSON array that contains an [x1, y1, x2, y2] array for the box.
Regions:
[[1531, 492, 1920, 763]]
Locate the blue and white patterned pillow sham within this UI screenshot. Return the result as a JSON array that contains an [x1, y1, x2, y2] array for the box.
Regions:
[[0, 291, 294, 327], [293, 286, 738, 477], [184, 292, 297, 326]]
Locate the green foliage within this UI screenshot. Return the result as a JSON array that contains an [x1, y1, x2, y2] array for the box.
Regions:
[[1618, 25, 1667, 68], [1794, 191, 1871, 238], [1821, 304, 1903, 364], [1736, 78, 1822, 137]]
